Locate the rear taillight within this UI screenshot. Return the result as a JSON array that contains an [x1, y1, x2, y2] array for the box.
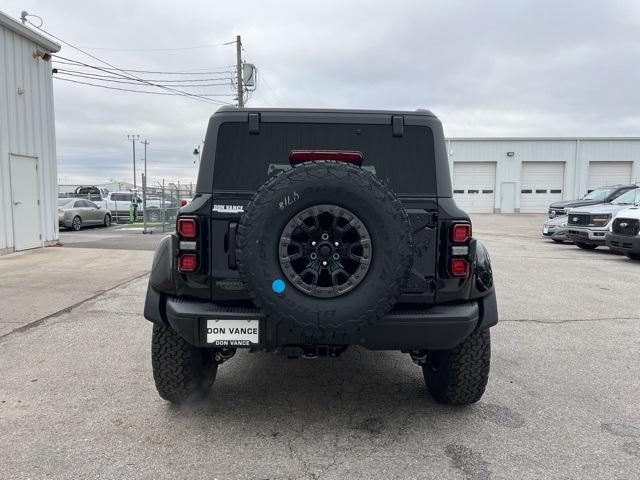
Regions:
[[180, 199, 189, 207], [177, 218, 197, 238], [178, 253, 197, 273], [450, 258, 470, 277], [177, 217, 199, 273], [289, 150, 364, 166], [449, 222, 472, 278], [451, 223, 472, 243]]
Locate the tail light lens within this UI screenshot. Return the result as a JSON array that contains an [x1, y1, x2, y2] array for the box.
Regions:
[[451, 223, 472, 243], [178, 253, 197, 273], [180, 199, 189, 207], [450, 258, 469, 277], [177, 218, 197, 238], [289, 150, 364, 166]]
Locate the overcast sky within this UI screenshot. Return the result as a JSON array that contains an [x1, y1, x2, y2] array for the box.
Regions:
[[3, 0, 640, 186]]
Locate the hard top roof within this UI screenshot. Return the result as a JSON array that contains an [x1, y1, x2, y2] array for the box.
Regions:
[[215, 106, 436, 117]]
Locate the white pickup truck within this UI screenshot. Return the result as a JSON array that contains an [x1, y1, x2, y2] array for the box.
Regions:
[[606, 205, 640, 260], [96, 192, 164, 221]]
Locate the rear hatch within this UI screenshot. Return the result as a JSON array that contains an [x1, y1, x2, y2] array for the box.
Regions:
[[206, 117, 440, 302]]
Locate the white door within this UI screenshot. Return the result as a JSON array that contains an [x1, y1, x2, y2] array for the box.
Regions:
[[587, 161, 633, 191], [10, 155, 41, 251], [520, 161, 565, 213], [500, 182, 517, 214], [453, 162, 496, 213]]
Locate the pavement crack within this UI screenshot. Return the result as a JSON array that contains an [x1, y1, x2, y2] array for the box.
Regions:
[[0, 271, 149, 341], [500, 316, 640, 325]]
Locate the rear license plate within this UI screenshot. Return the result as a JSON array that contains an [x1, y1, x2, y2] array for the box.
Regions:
[[206, 319, 259, 347]]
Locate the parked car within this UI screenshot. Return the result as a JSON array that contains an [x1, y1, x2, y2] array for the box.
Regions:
[[566, 187, 640, 249], [58, 198, 112, 231], [95, 192, 164, 221], [606, 203, 640, 261], [144, 107, 498, 406], [548, 184, 636, 218], [542, 215, 569, 243]]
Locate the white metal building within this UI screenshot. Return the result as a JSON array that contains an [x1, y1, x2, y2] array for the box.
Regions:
[[0, 11, 60, 254], [448, 138, 640, 213]]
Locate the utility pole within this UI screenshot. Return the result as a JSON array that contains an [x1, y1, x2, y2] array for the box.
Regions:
[[236, 35, 244, 107], [141, 139, 150, 234], [127, 134, 140, 191]]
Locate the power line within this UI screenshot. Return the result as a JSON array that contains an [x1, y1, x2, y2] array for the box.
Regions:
[[52, 59, 236, 75], [54, 77, 234, 99], [53, 67, 234, 82], [76, 41, 236, 52], [55, 70, 234, 88], [242, 47, 284, 107], [24, 21, 225, 105], [257, 71, 284, 106], [47, 54, 230, 104]]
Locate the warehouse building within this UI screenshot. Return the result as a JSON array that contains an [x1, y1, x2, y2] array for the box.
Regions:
[[0, 11, 60, 254], [448, 138, 640, 213]]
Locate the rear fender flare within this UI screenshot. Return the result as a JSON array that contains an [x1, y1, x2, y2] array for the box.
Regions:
[[149, 235, 175, 294], [472, 240, 494, 294]]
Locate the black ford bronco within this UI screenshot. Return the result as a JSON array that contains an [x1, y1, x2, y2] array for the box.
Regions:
[[144, 107, 498, 405]]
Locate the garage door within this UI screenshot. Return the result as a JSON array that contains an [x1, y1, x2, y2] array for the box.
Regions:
[[520, 162, 565, 213], [453, 162, 496, 213], [587, 161, 633, 191]]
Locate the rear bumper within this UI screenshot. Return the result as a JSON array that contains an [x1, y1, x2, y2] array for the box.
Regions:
[[144, 287, 498, 351], [606, 232, 640, 253]]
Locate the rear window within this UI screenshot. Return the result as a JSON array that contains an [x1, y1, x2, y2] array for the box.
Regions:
[[212, 122, 436, 194]]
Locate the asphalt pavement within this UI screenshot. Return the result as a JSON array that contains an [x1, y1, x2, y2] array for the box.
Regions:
[[59, 226, 167, 251], [1, 214, 639, 479]]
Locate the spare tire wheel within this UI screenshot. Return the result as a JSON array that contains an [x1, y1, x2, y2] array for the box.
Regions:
[[236, 160, 413, 336]]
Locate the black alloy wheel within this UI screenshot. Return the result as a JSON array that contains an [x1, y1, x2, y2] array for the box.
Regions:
[[279, 204, 372, 298]]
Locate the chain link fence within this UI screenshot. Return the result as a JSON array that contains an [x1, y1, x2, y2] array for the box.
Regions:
[[58, 180, 194, 232], [142, 180, 194, 232]]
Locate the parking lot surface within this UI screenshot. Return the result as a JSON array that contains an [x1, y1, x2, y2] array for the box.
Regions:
[[59, 226, 166, 251], [1, 215, 639, 479]]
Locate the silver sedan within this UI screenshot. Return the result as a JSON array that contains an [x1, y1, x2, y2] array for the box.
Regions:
[[58, 199, 112, 231]]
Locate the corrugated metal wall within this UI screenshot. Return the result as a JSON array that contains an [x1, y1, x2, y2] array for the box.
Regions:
[[0, 23, 58, 252], [448, 138, 640, 212]]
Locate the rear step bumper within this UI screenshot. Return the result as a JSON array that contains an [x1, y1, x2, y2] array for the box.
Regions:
[[155, 291, 497, 351]]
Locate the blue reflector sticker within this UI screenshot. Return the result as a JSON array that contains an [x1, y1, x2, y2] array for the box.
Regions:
[[272, 279, 286, 294]]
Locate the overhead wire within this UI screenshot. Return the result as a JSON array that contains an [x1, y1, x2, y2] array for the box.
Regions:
[[241, 46, 284, 107], [53, 77, 235, 97], [24, 20, 230, 105], [74, 41, 236, 52], [48, 55, 232, 104], [54, 69, 233, 87], [52, 59, 236, 75]]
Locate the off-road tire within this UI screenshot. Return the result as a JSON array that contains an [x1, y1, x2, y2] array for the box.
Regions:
[[236, 160, 413, 337], [423, 329, 491, 406], [151, 324, 217, 404], [103, 214, 111, 227], [626, 252, 640, 261], [575, 242, 597, 250]]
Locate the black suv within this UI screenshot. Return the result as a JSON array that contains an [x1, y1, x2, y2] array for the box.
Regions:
[[144, 107, 498, 406]]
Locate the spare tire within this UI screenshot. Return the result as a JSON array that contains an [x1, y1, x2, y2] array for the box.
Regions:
[[236, 160, 413, 335]]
